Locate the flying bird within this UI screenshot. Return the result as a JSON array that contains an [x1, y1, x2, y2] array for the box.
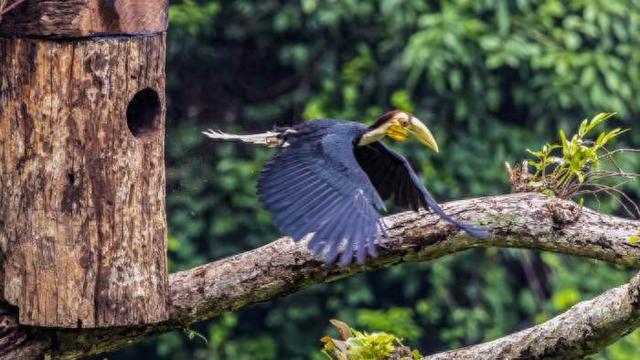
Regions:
[[203, 110, 489, 266]]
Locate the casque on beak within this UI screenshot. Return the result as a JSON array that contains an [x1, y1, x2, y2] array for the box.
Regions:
[[359, 110, 441, 151], [408, 116, 439, 152]]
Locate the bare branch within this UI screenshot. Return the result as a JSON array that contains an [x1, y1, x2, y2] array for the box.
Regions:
[[424, 272, 640, 360], [598, 148, 640, 160], [586, 171, 639, 180], [0, 0, 25, 17], [0, 193, 638, 359], [575, 182, 640, 218]]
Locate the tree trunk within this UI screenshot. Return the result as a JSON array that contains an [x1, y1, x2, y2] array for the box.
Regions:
[[0, 0, 169, 37], [0, 33, 169, 328]]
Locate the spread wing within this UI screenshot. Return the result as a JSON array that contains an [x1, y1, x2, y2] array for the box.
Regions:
[[257, 133, 385, 265], [355, 142, 489, 238]]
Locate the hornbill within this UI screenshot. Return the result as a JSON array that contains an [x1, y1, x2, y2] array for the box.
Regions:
[[203, 110, 489, 266]]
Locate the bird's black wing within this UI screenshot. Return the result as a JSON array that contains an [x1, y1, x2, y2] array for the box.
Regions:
[[355, 142, 489, 238], [257, 132, 385, 266]]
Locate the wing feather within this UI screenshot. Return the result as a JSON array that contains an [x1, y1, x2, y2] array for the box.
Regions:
[[263, 178, 321, 210], [355, 142, 489, 238], [258, 126, 384, 265], [316, 203, 352, 263], [275, 190, 331, 227]]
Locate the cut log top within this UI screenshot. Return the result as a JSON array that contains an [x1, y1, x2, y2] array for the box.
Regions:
[[0, 0, 168, 38]]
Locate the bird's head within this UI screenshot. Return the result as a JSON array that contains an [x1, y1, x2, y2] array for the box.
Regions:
[[358, 110, 439, 152]]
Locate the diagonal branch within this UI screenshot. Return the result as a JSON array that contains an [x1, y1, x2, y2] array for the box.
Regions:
[[0, 0, 25, 18], [424, 272, 640, 359], [2, 193, 639, 359]]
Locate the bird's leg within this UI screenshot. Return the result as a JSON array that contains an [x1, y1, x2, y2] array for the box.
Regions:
[[202, 129, 285, 148]]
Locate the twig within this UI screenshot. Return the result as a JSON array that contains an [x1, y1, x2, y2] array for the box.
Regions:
[[600, 187, 640, 218], [575, 182, 640, 218], [607, 187, 640, 218], [0, 0, 25, 17], [587, 170, 639, 180], [598, 148, 640, 161], [600, 146, 626, 173], [0, 0, 5, 23], [576, 180, 635, 194]]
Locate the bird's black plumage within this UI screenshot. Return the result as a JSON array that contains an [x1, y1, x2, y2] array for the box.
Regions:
[[355, 142, 489, 239], [257, 119, 488, 266]]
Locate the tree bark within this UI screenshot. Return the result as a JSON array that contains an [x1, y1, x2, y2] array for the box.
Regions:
[[423, 273, 640, 360], [0, 193, 637, 358], [0, 0, 168, 37], [0, 34, 169, 328]]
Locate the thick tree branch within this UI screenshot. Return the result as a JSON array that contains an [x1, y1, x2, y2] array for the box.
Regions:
[[2, 193, 639, 359], [424, 273, 640, 359]]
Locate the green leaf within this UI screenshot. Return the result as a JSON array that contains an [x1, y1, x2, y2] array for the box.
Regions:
[[329, 319, 354, 340], [183, 327, 208, 344], [552, 288, 581, 310]]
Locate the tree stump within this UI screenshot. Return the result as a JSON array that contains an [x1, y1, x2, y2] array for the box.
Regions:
[[0, 0, 170, 328]]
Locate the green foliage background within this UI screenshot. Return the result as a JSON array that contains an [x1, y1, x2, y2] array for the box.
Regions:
[[113, 0, 640, 358]]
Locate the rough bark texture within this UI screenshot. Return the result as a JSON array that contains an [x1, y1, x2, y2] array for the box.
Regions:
[[169, 194, 640, 324], [0, 34, 169, 328], [424, 273, 640, 360], [0, 0, 168, 38], [0, 194, 637, 358]]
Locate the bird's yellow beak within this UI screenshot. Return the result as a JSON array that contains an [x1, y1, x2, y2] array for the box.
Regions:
[[385, 116, 439, 152], [407, 117, 439, 153]]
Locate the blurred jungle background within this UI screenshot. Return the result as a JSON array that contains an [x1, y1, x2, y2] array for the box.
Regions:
[[112, 0, 640, 358]]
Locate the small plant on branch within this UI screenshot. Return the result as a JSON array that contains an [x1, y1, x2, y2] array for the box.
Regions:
[[320, 319, 422, 360], [506, 113, 639, 217]]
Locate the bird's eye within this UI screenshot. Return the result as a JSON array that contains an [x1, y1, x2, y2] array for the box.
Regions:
[[400, 119, 410, 127]]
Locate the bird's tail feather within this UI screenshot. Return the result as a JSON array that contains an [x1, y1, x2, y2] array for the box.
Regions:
[[202, 129, 284, 148], [420, 186, 490, 239]]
